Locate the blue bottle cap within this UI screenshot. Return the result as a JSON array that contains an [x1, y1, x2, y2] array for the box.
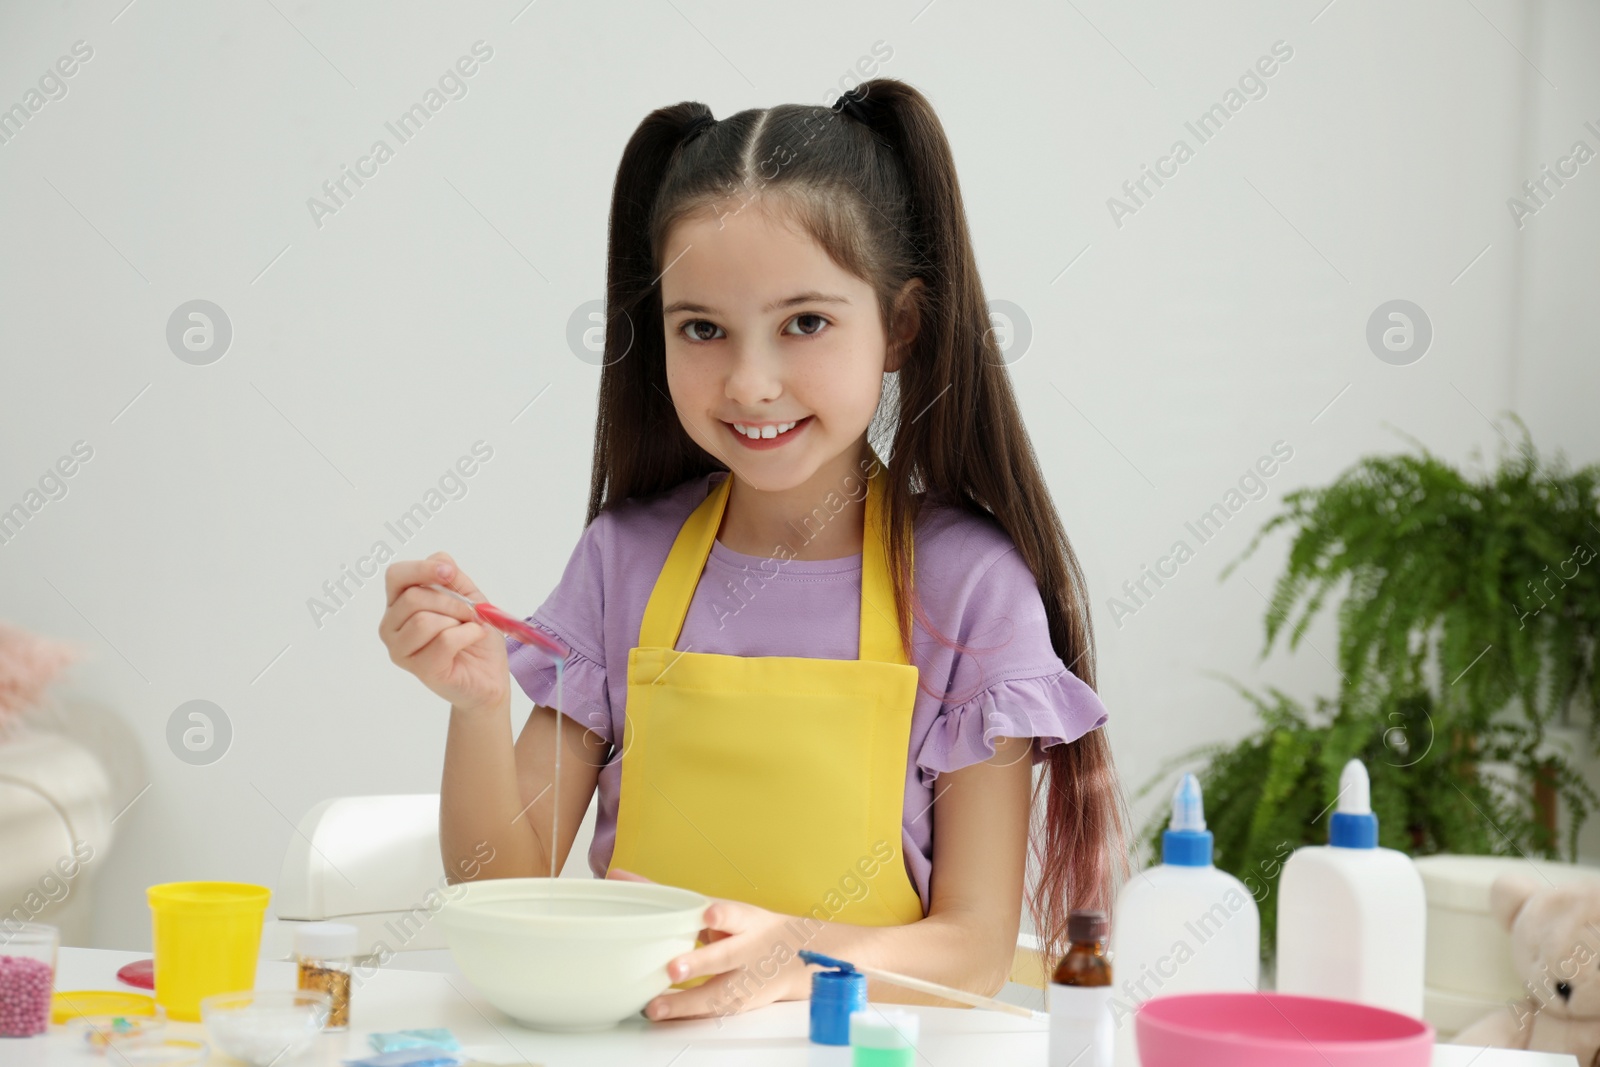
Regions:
[[1161, 773, 1214, 867], [1328, 759, 1379, 849]]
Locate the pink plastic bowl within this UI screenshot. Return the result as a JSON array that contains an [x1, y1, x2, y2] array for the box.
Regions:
[[1136, 992, 1435, 1067]]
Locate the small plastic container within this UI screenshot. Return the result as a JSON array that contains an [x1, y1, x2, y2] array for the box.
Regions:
[[0, 922, 58, 1037], [56, 997, 205, 1065], [810, 966, 867, 1045], [147, 882, 272, 1022], [200, 989, 330, 1066], [68, 1003, 168, 1051], [849, 1008, 918, 1067], [294, 922, 357, 1030]]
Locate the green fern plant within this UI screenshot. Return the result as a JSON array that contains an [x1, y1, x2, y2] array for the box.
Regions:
[[1243, 419, 1600, 753], [1140, 422, 1600, 960]]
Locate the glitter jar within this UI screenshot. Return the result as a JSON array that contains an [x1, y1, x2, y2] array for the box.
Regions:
[[294, 922, 357, 1031]]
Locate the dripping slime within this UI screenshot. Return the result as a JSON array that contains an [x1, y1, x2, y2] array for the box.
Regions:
[[429, 584, 571, 876], [489, 604, 567, 875], [551, 656, 563, 877]]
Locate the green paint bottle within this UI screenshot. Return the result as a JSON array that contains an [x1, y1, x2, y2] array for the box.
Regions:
[[849, 1008, 918, 1066]]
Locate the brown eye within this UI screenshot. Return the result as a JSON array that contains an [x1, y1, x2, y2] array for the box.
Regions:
[[681, 320, 723, 342], [786, 313, 828, 337]]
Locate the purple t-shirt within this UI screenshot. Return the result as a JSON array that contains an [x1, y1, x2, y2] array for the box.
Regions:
[[506, 470, 1108, 915]]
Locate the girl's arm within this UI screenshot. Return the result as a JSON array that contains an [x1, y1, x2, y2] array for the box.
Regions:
[[827, 733, 1033, 1001], [633, 735, 1034, 1020], [441, 701, 603, 882], [381, 553, 602, 883]]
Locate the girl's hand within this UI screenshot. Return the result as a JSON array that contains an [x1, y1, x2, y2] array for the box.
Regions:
[[380, 552, 510, 715], [607, 868, 811, 1021]]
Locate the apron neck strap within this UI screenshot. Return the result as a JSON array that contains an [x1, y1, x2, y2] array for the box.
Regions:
[[637, 460, 909, 666]]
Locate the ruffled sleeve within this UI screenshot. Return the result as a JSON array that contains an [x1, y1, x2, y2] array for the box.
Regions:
[[915, 666, 1108, 787], [909, 535, 1109, 787], [506, 623, 612, 745]]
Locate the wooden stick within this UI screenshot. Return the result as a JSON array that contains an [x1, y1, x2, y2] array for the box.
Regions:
[[849, 961, 1048, 1022]]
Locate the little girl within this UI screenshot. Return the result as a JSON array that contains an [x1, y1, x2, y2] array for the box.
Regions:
[[379, 77, 1126, 1022]]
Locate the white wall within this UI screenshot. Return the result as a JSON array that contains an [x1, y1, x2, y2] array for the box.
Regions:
[[1, 0, 1596, 950], [1504, 0, 1600, 857]]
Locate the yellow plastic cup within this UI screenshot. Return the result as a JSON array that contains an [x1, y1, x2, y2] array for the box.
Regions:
[[146, 882, 271, 1021]]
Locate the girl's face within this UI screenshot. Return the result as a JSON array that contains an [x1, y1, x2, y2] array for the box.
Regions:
[[660, 201, 911, 495]]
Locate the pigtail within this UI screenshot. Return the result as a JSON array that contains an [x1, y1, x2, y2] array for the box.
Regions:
[[588, 103, 723, 525], [827, 82, 990, 657], [844, 81, 1132, 956]]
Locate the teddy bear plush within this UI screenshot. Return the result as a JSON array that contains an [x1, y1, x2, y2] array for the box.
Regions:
[[1454, 871, 1600, 1064]]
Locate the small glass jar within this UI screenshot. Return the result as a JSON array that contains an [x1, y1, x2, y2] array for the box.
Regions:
[[293, 922, 357, 1031], [0, 922, 58, 1037]]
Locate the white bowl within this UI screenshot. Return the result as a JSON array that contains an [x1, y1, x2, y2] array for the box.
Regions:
[[200, 989, 330, 1065], [437, 877, 709, 1032]]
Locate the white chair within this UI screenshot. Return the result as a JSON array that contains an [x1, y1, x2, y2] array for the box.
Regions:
[[267, 794, 457, 968], [0, 728, 115, 946]]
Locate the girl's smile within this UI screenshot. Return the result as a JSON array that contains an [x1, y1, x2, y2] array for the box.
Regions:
[[723, 414, 814, 449]]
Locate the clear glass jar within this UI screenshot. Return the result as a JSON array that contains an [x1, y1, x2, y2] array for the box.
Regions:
[[293, 922, 357, 1031], [0, 922, 59, 1037]]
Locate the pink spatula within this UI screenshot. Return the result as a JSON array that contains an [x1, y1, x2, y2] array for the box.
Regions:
[[429, 584, 569, 661]]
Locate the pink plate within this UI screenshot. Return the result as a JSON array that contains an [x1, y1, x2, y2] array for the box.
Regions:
[[115, 959, 155, 990], [1136, 992, 1434, 1067]]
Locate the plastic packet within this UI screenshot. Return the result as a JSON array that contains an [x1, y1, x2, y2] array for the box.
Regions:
[[369, 1028, 462, 1052], [341, 1048, 469, 1067]]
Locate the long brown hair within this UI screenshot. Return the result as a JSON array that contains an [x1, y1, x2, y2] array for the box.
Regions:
[[589, 78, 1130, 962]]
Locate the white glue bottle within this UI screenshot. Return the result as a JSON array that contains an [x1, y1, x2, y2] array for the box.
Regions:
[[1275, 758, 1426, 1017], [1109, 774, 1260, 1067]]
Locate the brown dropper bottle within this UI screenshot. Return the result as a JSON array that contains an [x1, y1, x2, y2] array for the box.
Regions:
[[1052, 909, 1112, 987]]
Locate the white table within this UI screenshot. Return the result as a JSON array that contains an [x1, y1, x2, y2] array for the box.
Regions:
[[9, 948, 1577, 1066]]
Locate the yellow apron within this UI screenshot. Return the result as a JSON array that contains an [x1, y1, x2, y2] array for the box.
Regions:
[[609, 460, 926, 934]]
